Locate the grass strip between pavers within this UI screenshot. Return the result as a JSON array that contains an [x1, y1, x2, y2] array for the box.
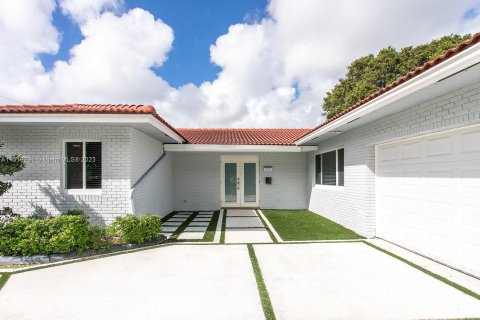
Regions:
[[364, 241, 480, 301], [202, 210, 220, 242], [0, 273, 11, 290], [247, 244, 276, 320], [161, 211, 177, 223], [220, 209, 227, 244], [256, 210, 278, 243], [167, 212, 199, 242]]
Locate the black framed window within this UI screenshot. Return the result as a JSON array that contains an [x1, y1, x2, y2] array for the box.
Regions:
[[322, 151, 336, 185], [314, 148, 344, 186], [65, 142, 102, 189]]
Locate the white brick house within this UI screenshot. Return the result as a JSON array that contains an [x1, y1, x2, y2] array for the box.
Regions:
[[0, 33, 479, 277]]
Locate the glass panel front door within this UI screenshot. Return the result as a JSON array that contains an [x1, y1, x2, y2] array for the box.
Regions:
[[224, 163, 238, 203], [243, 163, 256, 203]]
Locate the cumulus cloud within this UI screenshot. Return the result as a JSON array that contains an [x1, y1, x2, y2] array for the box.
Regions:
[[0, 0, 479, 128], [58, 0, 122, 24]]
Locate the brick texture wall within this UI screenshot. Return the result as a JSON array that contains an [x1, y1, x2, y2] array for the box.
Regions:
[[308, 80, 480, 237], [130, 129, 173, 217], [172, 152, 308, 211], [0, 126, 131, 225]]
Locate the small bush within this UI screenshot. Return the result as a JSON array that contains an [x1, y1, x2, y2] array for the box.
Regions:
[[0, 215, 108, 256], [108, 214, 161, 244], [63, 208, 84, 216], [0, 207, 19, 224]]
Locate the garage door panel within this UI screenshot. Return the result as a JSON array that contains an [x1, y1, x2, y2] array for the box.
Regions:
[[425, 232, 453, 262], [460, 128, 480, 154], [426, 135, 453, 158], [400, 141, 422, 160], [377, 125, 480, 278]]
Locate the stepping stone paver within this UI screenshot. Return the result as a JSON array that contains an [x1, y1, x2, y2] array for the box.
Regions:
[[226, 217, 264, 229], [177, 232, 205, 240], [162, 222, 183, 227], [227, 210, 257, 217], [168, 218, 188, 222], [162, 227, 179, 233], [225, 230, 272, 243], [188, 222, 210, 227], [193, 218, 212, 222], [184, 226, 208, 232]]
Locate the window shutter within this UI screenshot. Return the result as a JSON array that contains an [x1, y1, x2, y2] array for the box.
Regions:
[[322, 150, 336, 186], [315, 154, 322, 184], [85, 142, 102, 189], [338, 148, 344, 186], [66, 142, 83, 189]]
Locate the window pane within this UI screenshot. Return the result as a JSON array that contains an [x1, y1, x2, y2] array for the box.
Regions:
[[315, 154, 321, 184], [66, 142, 83, 189], [322, 151, 336, 185], [86, 142, 102, 189], [224, 163, 237, 202], [338, 148, 344, 186], [244, 163, 256, 202]]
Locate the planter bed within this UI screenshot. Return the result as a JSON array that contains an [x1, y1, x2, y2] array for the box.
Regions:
[[0, 235, 167, 266]]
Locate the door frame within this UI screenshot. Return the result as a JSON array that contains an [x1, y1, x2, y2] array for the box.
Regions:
[[220, 155, 260, 207]]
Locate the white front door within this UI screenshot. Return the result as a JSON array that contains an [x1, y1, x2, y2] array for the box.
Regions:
[[376, 124, 480, 277], [221, 156, 259, 207]]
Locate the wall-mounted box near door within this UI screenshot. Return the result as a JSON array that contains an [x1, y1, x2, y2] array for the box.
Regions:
[[265, 177, 272, 184]]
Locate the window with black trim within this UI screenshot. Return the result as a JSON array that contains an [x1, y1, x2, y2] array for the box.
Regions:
[[65, 142, 102, 189], [314, 148, 344, 186]]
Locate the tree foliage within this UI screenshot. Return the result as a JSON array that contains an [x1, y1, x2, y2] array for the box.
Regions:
[[322, 34, 471, 119], [0, 140, 25, 197]]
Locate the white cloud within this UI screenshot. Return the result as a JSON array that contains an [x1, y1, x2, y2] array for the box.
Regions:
[[47, 8, 175, 104], [58, 0, 122, 24], [0, 0, 479, 127], [0, 0, 58, 101]]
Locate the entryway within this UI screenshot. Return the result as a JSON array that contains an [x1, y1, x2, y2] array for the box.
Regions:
[[221, 155, 259, 207]]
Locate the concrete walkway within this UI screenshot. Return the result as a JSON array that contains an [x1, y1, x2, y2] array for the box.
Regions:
[[1, 242, 479, 319], [224, 209, 272, 243], [254, 242, 480, 320], [0, 245, 264, 320]]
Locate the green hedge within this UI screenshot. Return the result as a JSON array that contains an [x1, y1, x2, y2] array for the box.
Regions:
[[108, 214, 161, 244], [0, 216, 106, 256]]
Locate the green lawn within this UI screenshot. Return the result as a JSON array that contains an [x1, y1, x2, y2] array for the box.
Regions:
[[0, 273, 10, 290], [262, 209, 363, 241]]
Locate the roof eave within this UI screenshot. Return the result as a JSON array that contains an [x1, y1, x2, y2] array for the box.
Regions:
[[296, 40, 480, 146]]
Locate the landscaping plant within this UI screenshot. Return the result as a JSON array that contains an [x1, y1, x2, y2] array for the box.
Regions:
[[0, 215, 108, 256], [107, 214, 162, 244]]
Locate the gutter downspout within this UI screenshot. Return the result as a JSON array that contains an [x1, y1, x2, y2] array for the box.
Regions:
[[129, 147, 167, 214]]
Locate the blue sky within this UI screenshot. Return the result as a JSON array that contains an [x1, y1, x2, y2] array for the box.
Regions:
[[42, 0, 268, 87], [2, 0, 479, 128]]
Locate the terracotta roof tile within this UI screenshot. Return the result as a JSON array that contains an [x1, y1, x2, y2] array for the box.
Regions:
[[177, 128, 311, 145], [296, 32, 480, 142], [0, 104, 185, 141]]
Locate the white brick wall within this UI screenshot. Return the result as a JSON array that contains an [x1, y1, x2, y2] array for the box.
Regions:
[[172, 152, 308, 211], [0, 126, 131, 225], [308, 80, 480, 238], [130, 129, 173, 217]]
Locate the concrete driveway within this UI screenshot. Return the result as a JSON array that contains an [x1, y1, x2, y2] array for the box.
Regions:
[[0, 242, 479, 320]]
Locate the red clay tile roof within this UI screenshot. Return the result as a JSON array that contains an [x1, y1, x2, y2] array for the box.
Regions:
[[0, 104, 185, 141], [177, 128, 311, 145], [296, 32, 480, 142]]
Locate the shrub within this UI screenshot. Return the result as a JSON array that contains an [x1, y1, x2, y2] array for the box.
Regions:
[[0, 215, 108, 256], [63, 208, 84, 216], [108, 214, 161, 244], [0, 207, 19, 224]]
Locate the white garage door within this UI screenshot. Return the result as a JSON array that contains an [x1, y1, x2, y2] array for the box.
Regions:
[[376, 125, 480, 278]]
